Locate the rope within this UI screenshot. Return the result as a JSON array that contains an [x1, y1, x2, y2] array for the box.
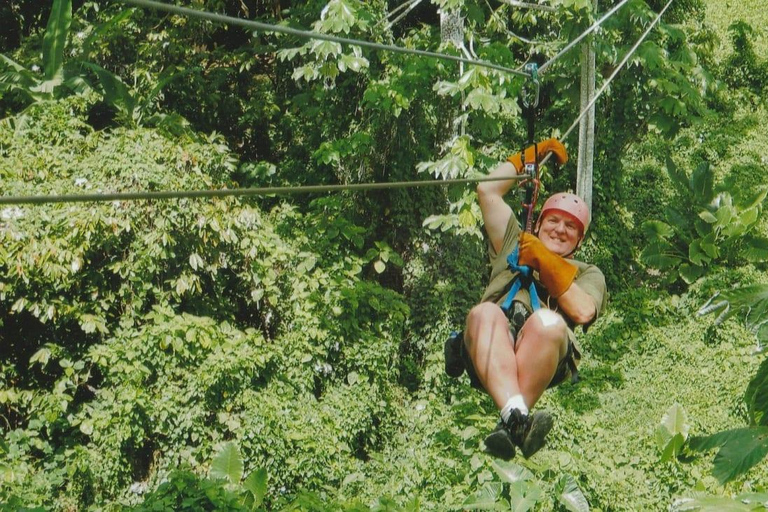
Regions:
[[538, 0, 631, 75], [0, 175, 528, 206], [535, 0, 673, 168], [561, 0, 674, 139], [118, 0, 530, 78], [376, 0, 416, 26], [384, 0, 423, 32]]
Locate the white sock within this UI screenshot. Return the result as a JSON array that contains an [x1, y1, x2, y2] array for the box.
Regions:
[[500, 395, 528, 423]]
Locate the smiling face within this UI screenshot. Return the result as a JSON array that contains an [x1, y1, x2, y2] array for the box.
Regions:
[[536, 211, 583, 257]]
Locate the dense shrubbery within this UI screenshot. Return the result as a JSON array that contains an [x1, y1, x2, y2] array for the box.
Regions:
[[0, 98, 410, 508], [3, 0, 768, 510]]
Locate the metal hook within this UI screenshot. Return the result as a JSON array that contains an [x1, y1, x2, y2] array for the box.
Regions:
[[522, 62, 540, 108]]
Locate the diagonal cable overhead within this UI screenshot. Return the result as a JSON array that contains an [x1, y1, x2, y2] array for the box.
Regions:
[[118, 0, 530, 78], [538, 0, 631, 75], [1, 0, 677, 206]]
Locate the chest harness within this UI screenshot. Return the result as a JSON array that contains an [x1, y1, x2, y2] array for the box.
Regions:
[[501, 63, 542, 319]]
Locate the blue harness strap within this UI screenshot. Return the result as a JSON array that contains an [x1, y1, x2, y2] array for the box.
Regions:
[[500, 245, 541, 314]]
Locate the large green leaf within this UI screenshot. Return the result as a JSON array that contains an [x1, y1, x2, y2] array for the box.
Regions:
[[679, 263, 704, 284], [556, 474, 589, 512], [509, 480, 542, 512], [742, 187, 768, 211], [665, 208, 694, 243], [690, 161, 714, 203], [243, 468, 267, 506], [665, 156, 690, 197], [688, 427, 768, 484], [671, 493, 760, 511], [42, 0, 73, 82], [0, 55, 42, 99], [640, 235, 684, 269], [491, 459, 533, 483], [462, 482, 505, 510], [81, 62, 134, 115], [0, 54, 26, 73], [745, 357, 768, 426], [642, 220, 675, 240], [742, 236, 768, 263], [210, 442, 243, 484], [656, 403, 689, 461], [697, 284, 768, 332], [688, 238, 711, 266]]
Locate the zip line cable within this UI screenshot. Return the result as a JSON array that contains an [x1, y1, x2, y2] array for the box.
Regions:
[[537, 0, 674, 169], [117, 0, 530, 78], [384, 0, 424, 32], [1, 1, 674, 206], [561, 0, 674, 139], [376, 0, 417, 25], [538, 0, 631, 75], [0, 176, 530, 206]]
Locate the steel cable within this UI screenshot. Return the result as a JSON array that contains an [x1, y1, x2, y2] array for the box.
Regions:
[[0, 176, 528, 206], [118, 0, 530, 78]]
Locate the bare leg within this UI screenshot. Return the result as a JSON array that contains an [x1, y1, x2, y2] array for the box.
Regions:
[[514, 309, 569, 407], [465, 304, 569, 409], [464, 302, 520, 409]]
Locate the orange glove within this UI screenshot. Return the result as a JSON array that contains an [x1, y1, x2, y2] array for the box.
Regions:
[[507, 138, 568, 174], [518, 232, 578, 298]]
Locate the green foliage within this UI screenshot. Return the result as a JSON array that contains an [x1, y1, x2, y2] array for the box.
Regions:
[[0, 100, 409, 508], [671, 491, 768, 511], [461, 459, 588, 511], [0, 0, 763, 510], [698, 285, 768, 348], [656, 404, 690, 462], [641, 157, 768, 285], [688, 427, 768, 485], [690, 250, 768, 483], [722, 22, 768, 97], [0, 0, 82, 103]]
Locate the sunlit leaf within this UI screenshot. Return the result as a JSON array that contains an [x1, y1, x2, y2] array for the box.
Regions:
[[243, 468, 267, 506], [689, 427, 768, 484], [210, 442, 243, 484], [671, 494, 757, 511], [42, 0, 72, 82], [556, 474, 589, 512], [491, 459, 533, 483], [462, 482, 505, 510], [745, 357, 768, 426], [656, 403, 689, 462], [509, 480, 542, 512]]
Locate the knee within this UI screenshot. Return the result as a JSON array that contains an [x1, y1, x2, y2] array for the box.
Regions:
[[466, 302, 505, 328], [465, 302, 508, 344], [528, 309, 568, 341]]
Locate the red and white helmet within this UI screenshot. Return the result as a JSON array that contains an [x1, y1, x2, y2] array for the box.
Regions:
[[538, 192, 590, 236]]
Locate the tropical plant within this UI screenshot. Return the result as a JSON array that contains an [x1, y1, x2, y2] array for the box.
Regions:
[[462, 459, 589, 512], [656, 403, 690, 463], [0, 0, 88, 102], [641, 157, 768, 285], [690, 287, 768, 484]]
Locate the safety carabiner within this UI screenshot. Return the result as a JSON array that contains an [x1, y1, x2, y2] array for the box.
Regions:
[[522, 63, 540, 109]]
